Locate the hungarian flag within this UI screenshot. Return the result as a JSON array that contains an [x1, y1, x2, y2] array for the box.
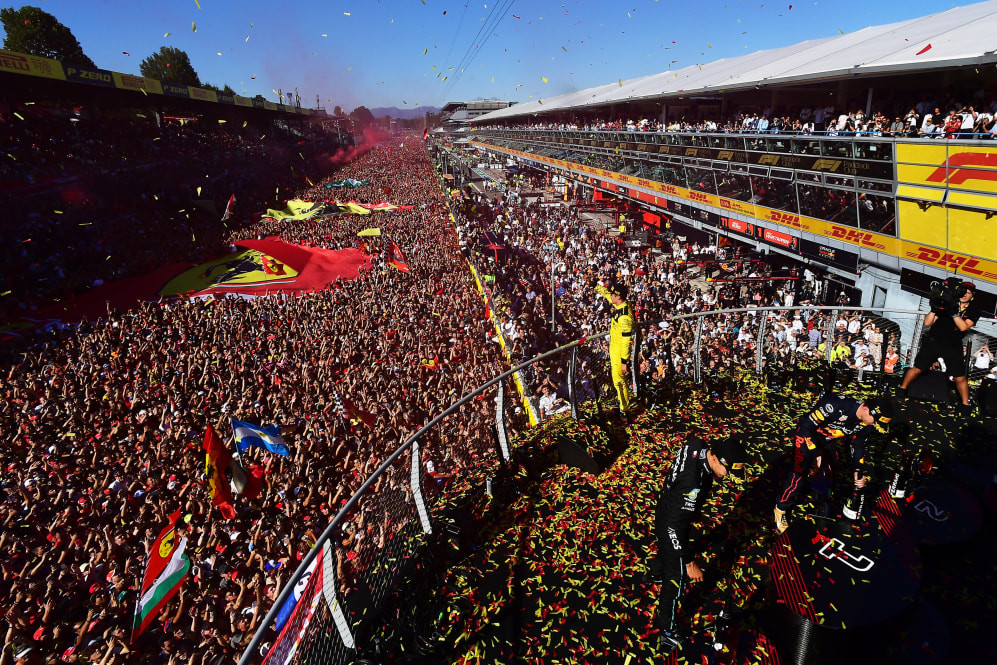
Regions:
[[203, 425, 236, 519], [387, 241, 409, 273], [132, 510, 191, 642], [221, 194, 236, 222]]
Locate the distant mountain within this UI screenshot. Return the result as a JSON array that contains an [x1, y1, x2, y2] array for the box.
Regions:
[[369, 106, 440, 120]]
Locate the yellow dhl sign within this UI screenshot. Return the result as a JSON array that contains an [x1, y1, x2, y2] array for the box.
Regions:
[[477, 141, 997, 286]]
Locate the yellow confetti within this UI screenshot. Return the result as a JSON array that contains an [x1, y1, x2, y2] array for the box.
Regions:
[[245, 35, 250, 42], [322, 34, 328, 37], [14, 112, 24, 120], [197, 187, 202, 196], [424, 48, 428, 54], [5, 154, 15, 161], [194, 0, 201, 8], [242, 121, 248, 127], [344, 11, 350, 15], [218, 119, 226, 124], [618, 78, 622, 86], [192, 21, 197, 32], [541, 77, 548, 82], [216, 52, 222, 55], [164, 32, 171, 37], [53, 210, 63, 215]]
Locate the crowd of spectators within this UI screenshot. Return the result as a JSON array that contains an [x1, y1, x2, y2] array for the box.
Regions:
[[1, 133, 523, 664], [447, 163, 904, 423], [474, 88, 997, 139], [0, 102, 349, 320]]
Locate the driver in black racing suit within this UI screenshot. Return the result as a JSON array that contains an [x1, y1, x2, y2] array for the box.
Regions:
[[648, 435, 746, 649]]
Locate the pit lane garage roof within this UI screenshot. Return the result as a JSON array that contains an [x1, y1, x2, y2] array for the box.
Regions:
[[473, 0, 997, 122]]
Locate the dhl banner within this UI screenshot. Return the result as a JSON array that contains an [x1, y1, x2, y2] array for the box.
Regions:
[[478, 142, 997, 286], [0, 49, 65, 80]]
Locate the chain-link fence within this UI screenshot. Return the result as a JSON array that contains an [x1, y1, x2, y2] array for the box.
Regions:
[[241, 305, 996, 665]]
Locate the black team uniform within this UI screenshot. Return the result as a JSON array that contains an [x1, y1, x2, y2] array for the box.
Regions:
[[651, 436, 745, 643]]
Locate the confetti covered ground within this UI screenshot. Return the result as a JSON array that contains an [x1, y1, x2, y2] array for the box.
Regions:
[[366, 373, 997, 665]]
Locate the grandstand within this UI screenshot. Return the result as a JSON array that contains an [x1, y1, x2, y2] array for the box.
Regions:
[[2, 3, 997, 665]]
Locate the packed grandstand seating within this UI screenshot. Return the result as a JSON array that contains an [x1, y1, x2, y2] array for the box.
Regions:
[[473, 93, 997, 138]]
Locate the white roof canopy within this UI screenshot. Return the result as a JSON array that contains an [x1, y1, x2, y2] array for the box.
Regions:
[[475, 0, 997, 122]]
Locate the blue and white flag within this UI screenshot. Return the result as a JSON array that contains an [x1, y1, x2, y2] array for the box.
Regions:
[[230, 419, 291, 458]]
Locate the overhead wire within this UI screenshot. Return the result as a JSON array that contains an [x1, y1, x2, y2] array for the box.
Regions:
[[441, 0, 516, 100]]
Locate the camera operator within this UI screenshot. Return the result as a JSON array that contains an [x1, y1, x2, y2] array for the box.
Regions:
[[898, 278, 980, 410]]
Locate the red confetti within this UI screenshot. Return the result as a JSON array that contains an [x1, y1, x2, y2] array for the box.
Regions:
[[915, 43, 932, 55]]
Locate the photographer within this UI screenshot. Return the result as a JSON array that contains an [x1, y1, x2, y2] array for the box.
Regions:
[[898, 278, 980, 410]]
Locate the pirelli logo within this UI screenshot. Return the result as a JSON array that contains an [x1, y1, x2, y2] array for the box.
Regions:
[[924, 152, 997, 187]]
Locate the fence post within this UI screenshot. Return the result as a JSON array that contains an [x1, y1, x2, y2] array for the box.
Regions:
[[630, 326, 642, 401], [755, 311, 767, 375], [410, 439, 432, 535], [824, 309, 837, 363], [693, 315, 705, 383], [495, 381, 511, 462], [568, 346, 579, 420], [321, 544, 357, 649]]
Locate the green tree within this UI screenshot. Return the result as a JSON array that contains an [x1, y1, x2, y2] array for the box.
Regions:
[[201, 83, 235, 94], [0, 5, 94, 66], [139, 46, 200, 86]]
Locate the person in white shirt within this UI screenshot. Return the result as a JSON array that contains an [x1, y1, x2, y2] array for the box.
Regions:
[[974, 346, 993, 370]]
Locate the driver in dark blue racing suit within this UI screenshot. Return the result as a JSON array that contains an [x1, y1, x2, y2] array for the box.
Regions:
[[774, 395, 896, 532]]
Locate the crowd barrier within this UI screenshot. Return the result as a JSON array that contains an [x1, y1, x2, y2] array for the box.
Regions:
[[240, 305, 996, 664]]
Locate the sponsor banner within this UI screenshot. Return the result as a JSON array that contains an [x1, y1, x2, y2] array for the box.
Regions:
[[718, 197, 757, 218], [112, 72, 163, 94], [900, 267, 997, 316], [161, 82, 191, 98], [188, 86, 218, 103], [64, 64, 115, 88], [721, 216, 755, 238], [900, 241, 997, 282], [252, 98, 267, 109], [898, 144, 997, 195], [217, 93, 236, 105], [264, 101, 278, 111], [756, 226, 800, 252], [692, 207, 721, 228], [800, 238, 859, 272], [234, 95, 254, 108], [0, 49, 65, 80], [686, 189, 719, 208], [475, 142, 997, 286]]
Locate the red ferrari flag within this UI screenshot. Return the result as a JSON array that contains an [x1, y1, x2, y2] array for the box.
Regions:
[[387, 241, 410, 273]]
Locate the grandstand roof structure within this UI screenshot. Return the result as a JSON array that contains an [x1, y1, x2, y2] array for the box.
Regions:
[[474, 0, 997, 122]]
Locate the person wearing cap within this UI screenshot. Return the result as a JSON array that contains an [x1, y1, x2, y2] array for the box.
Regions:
[[774, 395, 896, 533], [646, 435, 747, 649], [593, 277, 636, 418], [897, 279, 980, 411]]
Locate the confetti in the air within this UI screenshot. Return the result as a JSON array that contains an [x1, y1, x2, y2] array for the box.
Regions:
[[915, 43, 932, 55], [193, 21, 197, 32]]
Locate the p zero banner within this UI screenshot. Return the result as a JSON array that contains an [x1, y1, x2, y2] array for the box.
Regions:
[[800, 239, 859, 273], [161, 82, 191, 99], [64, 64, 115, 88], [475, 142, 997, 287], [0, 49, 65, 80]]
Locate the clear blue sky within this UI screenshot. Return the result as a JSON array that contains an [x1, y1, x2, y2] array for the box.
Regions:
[[2, 0, 965, 112]]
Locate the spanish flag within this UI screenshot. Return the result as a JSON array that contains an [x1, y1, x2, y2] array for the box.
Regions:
[[203, 424, 236, 519], [387, 240, 410, 273]]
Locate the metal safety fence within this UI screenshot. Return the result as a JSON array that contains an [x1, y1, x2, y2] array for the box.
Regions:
[[240, 305, 993, 665]]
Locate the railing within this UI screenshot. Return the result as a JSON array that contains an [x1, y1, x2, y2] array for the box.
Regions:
[[240, 305, 994, 665]]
